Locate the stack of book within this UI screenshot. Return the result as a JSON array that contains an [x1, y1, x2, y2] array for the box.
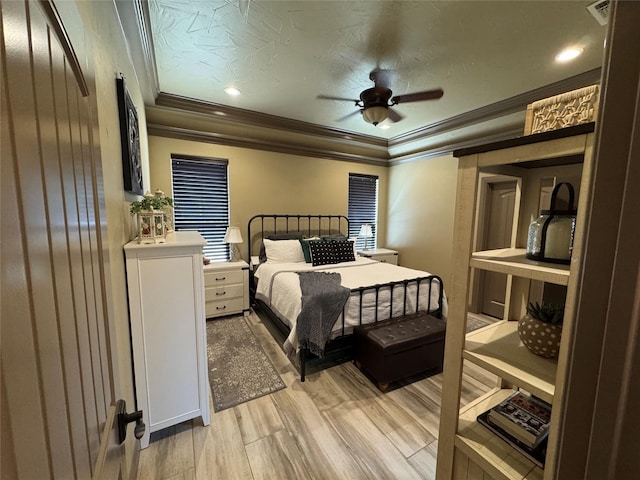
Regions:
[[477, 391, 552, 467]]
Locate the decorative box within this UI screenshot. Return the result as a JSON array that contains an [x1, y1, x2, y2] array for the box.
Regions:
[[524, 84, 599, 135]]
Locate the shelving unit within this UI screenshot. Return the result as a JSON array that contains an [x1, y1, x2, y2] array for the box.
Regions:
[[470, 249, 569, 287], [464, 321, 556, 403], [436, 123, 596, 480]]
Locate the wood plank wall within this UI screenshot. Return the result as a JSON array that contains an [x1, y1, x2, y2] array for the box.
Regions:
[[1, 1, 116, 478]]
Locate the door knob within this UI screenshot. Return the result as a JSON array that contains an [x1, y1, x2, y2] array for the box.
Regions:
[[116, 399, 146, 444]]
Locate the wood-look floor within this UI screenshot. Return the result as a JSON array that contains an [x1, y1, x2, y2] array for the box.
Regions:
[[136, 311, 496, 480]]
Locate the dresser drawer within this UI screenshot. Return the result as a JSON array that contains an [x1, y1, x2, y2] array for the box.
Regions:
[[205, 283, 244, 302], [358, 249, 399, 265], [373, 254, 398, 265], [204, 268, 244, 286], [203, 261, 250, 318], [206, 296, 246, 318]]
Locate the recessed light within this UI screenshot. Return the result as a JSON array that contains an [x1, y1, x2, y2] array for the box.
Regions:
[[555, 47, 583, 63], [224, 86, 241, 96], [379, 124, 391, 130]]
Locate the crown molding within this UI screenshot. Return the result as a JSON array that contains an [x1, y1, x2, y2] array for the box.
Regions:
[[147, 123, 390, 166], [133, 0, 159, 96], [116, 0, 160, 103], [154, 93, 388, 149], [148, 69, 602, 166], [389, 68, 602, 149], [388, 127, 524, 166]]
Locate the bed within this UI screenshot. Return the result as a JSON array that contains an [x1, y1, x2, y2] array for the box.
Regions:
[[248, 214, 447, 381]]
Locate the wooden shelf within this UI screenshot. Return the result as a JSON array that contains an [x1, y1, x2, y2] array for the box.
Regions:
[[470, 248, 570, 286], [456, 389, 544, 480], [438, 126, 594, 480], [463, 321, 557, 403]]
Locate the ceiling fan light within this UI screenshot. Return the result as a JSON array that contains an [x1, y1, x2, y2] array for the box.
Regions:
[[362, 106, 388, 125]]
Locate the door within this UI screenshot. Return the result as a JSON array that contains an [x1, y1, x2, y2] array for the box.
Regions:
[[478, 181, 517, 318], [1, 1, 125, 478]]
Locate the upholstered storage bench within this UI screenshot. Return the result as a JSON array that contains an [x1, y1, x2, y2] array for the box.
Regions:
[[353, 313, 446, 392]]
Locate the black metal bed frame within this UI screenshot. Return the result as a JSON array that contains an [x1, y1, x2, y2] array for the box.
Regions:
[[248, 214, 351, 259], [247, 214, 444, 381]]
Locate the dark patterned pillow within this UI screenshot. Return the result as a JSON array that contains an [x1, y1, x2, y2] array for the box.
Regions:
[[300, 238, 321, 263], [332, 239, 356, 263], [309, 240, 336, 266]]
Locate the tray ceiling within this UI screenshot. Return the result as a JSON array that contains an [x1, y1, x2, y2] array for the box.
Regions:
[[145, 0, 606, 148]]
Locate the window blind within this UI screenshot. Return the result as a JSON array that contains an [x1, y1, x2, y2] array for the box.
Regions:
[[348, 173, 378, 250], [171, 156, 230, 261]]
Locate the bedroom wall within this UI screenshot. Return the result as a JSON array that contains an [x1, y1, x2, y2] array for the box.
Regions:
[[147, 136, 389, 260], [387, 155, 459, 288]]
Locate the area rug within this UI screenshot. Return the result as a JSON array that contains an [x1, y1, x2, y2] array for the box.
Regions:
[[206, 315, 286, 412], [466, 313, 494, 333]]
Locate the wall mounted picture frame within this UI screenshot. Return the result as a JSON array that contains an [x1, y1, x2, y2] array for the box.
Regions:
[[116, 77, 144, 195]]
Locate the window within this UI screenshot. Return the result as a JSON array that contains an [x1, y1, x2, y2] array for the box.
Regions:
[[348, 173, 378, 250], [171, 156, 230, 261]]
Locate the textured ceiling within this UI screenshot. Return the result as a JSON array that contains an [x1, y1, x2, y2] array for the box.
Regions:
[[148, 0, 606, 139]]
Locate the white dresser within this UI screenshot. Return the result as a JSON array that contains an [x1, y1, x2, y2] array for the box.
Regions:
[[204, 260, 250, 318], [357, 248, 399, 265], [124, 231, 210, 448]]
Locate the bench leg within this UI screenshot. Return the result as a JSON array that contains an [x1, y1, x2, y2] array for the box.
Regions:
[[300, 347, 307, 382]]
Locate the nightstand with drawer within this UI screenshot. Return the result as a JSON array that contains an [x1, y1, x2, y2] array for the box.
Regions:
[[357, 248, 399, 265], [204, 260, 250, 318]]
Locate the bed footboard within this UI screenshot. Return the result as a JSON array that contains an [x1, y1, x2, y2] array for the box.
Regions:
[[297, 274, 444, 382]]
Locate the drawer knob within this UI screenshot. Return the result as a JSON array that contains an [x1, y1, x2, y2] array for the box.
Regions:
[[215, 291, 226, 296], [216, 305, 226, 310], [215, 276, 226, 281]]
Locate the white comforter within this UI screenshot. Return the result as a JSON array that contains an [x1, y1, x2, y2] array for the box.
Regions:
[[255, 257, 447, 351]]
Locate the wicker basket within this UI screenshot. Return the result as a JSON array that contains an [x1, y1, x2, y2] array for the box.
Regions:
[[524, 84, 599, 135]]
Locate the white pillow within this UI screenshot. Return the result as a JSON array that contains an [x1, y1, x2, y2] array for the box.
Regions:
[[263, 238, 306, 263], [349, 237, 358, 257]]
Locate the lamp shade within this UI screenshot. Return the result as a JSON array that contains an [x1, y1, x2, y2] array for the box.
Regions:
[[359, 224, 373, 238], [362, 106, 388, 125], [223, 226, 243, 244]]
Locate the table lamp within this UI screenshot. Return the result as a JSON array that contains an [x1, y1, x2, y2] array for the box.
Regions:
[[224, 226, 243, 262], [359, 224, 373, 251]]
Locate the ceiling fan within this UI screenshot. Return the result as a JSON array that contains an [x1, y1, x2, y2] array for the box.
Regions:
[[317, 70, 444, 126]]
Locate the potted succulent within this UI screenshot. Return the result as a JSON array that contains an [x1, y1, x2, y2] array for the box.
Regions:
[[130, 190, 174, 243], [518, 301, 564, 359]]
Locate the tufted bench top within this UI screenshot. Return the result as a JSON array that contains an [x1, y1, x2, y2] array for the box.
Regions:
[[357, 312, 446, 355]]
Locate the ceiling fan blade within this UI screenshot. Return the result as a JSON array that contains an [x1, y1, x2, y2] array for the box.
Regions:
[[392, 88, 444, 104], [387, 107, 404, 123], [336, 109, 361, 122], [317, 94, 360, 103]]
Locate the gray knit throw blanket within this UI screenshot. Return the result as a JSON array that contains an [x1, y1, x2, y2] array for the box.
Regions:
[[296, 271, 350, 358]]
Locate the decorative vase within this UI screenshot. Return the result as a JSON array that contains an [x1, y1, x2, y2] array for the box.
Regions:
[[517, 314, 562, 359]]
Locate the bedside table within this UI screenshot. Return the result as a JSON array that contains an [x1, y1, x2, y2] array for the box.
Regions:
[[357, 248, 399, 265], [203, 260, 250, 318]]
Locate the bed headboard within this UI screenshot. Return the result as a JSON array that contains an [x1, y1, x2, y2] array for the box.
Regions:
[[247, 214, 350, 260]]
